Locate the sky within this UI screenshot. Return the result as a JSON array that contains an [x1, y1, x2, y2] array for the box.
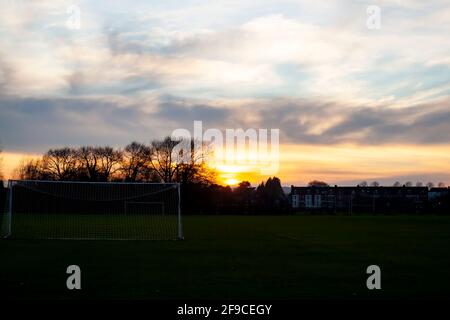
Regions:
[[0, 0, 449, 186]]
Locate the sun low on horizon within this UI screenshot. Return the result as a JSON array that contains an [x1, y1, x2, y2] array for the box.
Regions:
[[216, 167, 261, 187]]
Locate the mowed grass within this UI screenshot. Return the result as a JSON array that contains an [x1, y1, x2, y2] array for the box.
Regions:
[[1, 215, 450, 300], [9, 213, 179, 240]]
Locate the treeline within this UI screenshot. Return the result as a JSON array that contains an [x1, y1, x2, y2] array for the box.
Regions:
[[182, 178, 290, 215], [15, 138, 214, 184], [9, 139, 290, 215]]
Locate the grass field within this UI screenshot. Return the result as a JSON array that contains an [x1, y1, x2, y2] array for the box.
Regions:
[[1, 215, 450, 300], [8, 213, 180, 240]]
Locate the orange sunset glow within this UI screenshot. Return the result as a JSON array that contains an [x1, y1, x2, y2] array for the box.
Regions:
[[3, 143, 450, 187], [213, 143, 450, 186]]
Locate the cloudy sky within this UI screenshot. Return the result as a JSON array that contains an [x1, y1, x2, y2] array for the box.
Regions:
[[1, 0, 450, 185]]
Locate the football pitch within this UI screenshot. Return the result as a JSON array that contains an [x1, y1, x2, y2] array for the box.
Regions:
[[1, 215, 450, 300]]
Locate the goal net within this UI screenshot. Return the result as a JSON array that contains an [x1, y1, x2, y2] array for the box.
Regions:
[[0, 180, 183, 240]]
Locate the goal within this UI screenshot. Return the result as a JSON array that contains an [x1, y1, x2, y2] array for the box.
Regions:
[[0, 180, 183, 240]]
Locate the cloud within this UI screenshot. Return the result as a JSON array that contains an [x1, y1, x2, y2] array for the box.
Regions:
[[99, 9, 450, 105], [0, 0, 449, 161], [320, 102, 450, 144], [1, 1, 449, 104], [0, 96, 157, 152], [233, 97, 450, 145], [1, 94, 449, 155]]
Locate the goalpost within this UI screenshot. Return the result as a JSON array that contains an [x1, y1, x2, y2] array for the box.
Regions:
[[0, 180, 183, 240], [1, 181, 12, 239]]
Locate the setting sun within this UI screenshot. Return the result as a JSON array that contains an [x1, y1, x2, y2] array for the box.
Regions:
[[224, 178, 239, 186], [215, 164, 259, 186]]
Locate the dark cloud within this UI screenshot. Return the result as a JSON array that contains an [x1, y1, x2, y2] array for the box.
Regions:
[[157, 98, 230, 124], [320, 103, 450, 144], [1, 95, 450, 154], [226, 99, 450, 145], [0, 96, 160, 152]]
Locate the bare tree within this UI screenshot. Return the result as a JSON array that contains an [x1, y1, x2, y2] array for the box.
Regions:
[[405, 181, 413, 187], [15, 158, 46, 180], [426, 182, 434, 189], [308, 180, 329, 187], [393, 181, 402, 187], [9, 140, 216, 184], [42, 147, 78, 180], [76, 146, 122, 182], [148, 137, 180, 183], [148, 137, 215, 184], [174, 138, 215, 184], [96, 146, 123, 181], [120, 142, 152, 182], [438, 182, 446, 188], [76, 146, 100, 181], [370, 181, 380, 187], [179, 161, 216, 185], [358, 181, 368, 187], [416, 181, 423, 187]]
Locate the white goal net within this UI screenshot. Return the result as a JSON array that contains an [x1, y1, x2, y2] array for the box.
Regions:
[[0, 180, 183, 240]]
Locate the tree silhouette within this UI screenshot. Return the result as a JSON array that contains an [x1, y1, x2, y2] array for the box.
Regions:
[[149, 137, 181, 183], [174, 138, 215, 185], [120, 142, 152, 182], [15, 158, 46, 180], [308, 180, 329, 187], [149, 136, 215, 184], [42, 148, 78, 181], [12, 139, 216, 185], [95, 146, 123, 181], [77, 146, 100, 181], [76, 146, 122, 182], [256, 177, 288, 213]]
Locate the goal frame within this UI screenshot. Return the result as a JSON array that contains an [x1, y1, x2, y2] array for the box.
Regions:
[[1, 180, 184, 240], [2, 180, 12, 239]]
